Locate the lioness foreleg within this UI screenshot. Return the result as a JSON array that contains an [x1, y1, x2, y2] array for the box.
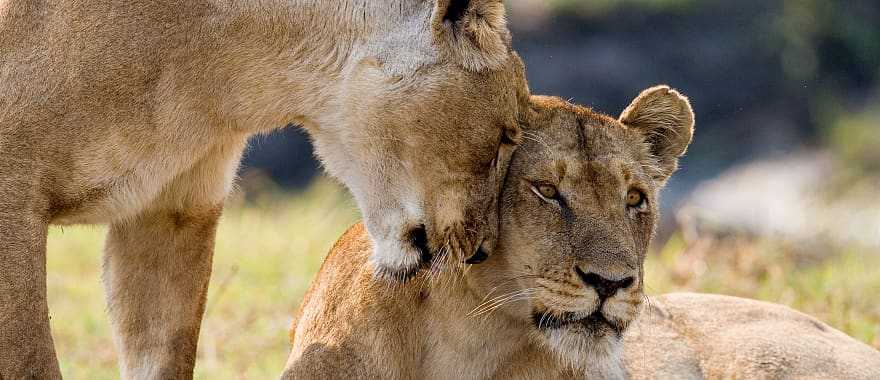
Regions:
[[103, 205, 221, 379], [102, 140, 244, 379], [0, 183, 62, 379]]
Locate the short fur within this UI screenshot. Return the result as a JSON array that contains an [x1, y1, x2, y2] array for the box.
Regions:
[[624, 293, 880, 379], [0, 0, 529, 377], [282, 87, 694, 379]]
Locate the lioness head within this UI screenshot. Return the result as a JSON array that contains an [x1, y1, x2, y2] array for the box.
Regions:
[[467, 86, 694, 372], [310, 0, 529, 280]]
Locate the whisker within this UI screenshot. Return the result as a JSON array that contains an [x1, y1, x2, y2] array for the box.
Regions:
[[469, 288, 539, 317]]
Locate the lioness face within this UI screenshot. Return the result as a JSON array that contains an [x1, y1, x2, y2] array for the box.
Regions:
[[470, 87, 694, 372], [315, 0, 529, 281]]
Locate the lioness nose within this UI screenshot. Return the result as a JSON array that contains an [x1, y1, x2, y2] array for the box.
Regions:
[[574, 266, 634, 300]]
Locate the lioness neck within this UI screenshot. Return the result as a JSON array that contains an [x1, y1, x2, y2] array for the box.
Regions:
[[419, 276, 567, 378]]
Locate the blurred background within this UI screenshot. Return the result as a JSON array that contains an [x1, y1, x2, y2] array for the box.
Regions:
[[48, 1, 879, 378]]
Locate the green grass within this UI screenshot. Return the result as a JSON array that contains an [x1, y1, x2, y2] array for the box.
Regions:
[[46, 180, 879, 378]]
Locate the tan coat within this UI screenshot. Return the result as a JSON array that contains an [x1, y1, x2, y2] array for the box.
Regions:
[[625, 293, 880, 379], [284, 91, 880, 379]]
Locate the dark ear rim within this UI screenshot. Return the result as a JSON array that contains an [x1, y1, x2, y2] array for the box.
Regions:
[[443, 0, 471, 25]]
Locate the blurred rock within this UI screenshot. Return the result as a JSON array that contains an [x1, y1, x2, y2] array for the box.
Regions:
[[677, 152, 880, 254]]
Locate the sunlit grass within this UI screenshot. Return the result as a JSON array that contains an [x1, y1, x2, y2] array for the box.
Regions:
[[47, 180, 879, 378]]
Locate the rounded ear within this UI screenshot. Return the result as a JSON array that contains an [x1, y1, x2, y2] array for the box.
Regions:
[[432, 0, 511, 71], [619, 85, 695, 181]]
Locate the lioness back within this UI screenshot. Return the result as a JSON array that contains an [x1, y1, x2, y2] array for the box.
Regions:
[[624, 293, 880, 379], [2, 0, 530, 376]]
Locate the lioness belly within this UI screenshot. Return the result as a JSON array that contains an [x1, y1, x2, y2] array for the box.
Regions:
[[49, 137, 220, 225], [50, 177, 166, 225], [50, 159, 190, 225]]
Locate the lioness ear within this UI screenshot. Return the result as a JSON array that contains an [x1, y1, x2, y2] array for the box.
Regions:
[[619, 85, 695, 181], [433, 0, 510, 71]]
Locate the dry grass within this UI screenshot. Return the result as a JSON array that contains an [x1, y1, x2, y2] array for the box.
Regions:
[[45, 180, 879, 378]]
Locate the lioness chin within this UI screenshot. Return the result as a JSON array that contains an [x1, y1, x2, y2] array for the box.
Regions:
[[0, 0, 528, 377], [283, 86, 695, 379]]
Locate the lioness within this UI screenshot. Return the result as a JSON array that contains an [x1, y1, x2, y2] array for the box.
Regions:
[[284, 88, 880, 379], [283, 86, 695, 379], [0, 0, 528, 377]]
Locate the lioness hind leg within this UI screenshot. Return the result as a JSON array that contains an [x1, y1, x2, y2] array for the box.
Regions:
[[0, 183, 62, 379]]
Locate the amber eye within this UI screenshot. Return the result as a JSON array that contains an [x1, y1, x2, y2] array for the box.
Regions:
[[626, 189, 645, 208], [538, 184, 558, 199]]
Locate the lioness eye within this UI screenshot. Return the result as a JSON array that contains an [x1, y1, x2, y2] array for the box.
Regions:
[[537, 184, 558, 199], [626, 189, 645, 208]]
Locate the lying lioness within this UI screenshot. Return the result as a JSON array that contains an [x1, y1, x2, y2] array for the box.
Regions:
[[283, 86, 695, 379], [283, 87, 880, 379]]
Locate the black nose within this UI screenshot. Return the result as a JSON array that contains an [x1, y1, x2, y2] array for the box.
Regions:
[[574, 266, 634, 300]]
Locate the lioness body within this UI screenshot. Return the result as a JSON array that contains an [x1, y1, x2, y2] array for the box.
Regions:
[[0, 0, 528, 377], [625, 293, 880, 379]]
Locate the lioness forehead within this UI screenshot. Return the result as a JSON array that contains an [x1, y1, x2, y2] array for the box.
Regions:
[[522, 96, 646, 181]]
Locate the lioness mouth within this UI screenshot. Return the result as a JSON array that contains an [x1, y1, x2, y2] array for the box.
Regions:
[[532, 310, 623, 337]]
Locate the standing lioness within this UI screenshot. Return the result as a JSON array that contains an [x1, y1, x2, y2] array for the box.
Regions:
[[0, 0, 529, 378], [283, 87, 695, 379]]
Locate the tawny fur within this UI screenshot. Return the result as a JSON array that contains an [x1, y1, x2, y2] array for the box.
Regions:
[[282, 87, 695, 379], [0, 0, 530, 378], [624, 293, 880, 379]]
